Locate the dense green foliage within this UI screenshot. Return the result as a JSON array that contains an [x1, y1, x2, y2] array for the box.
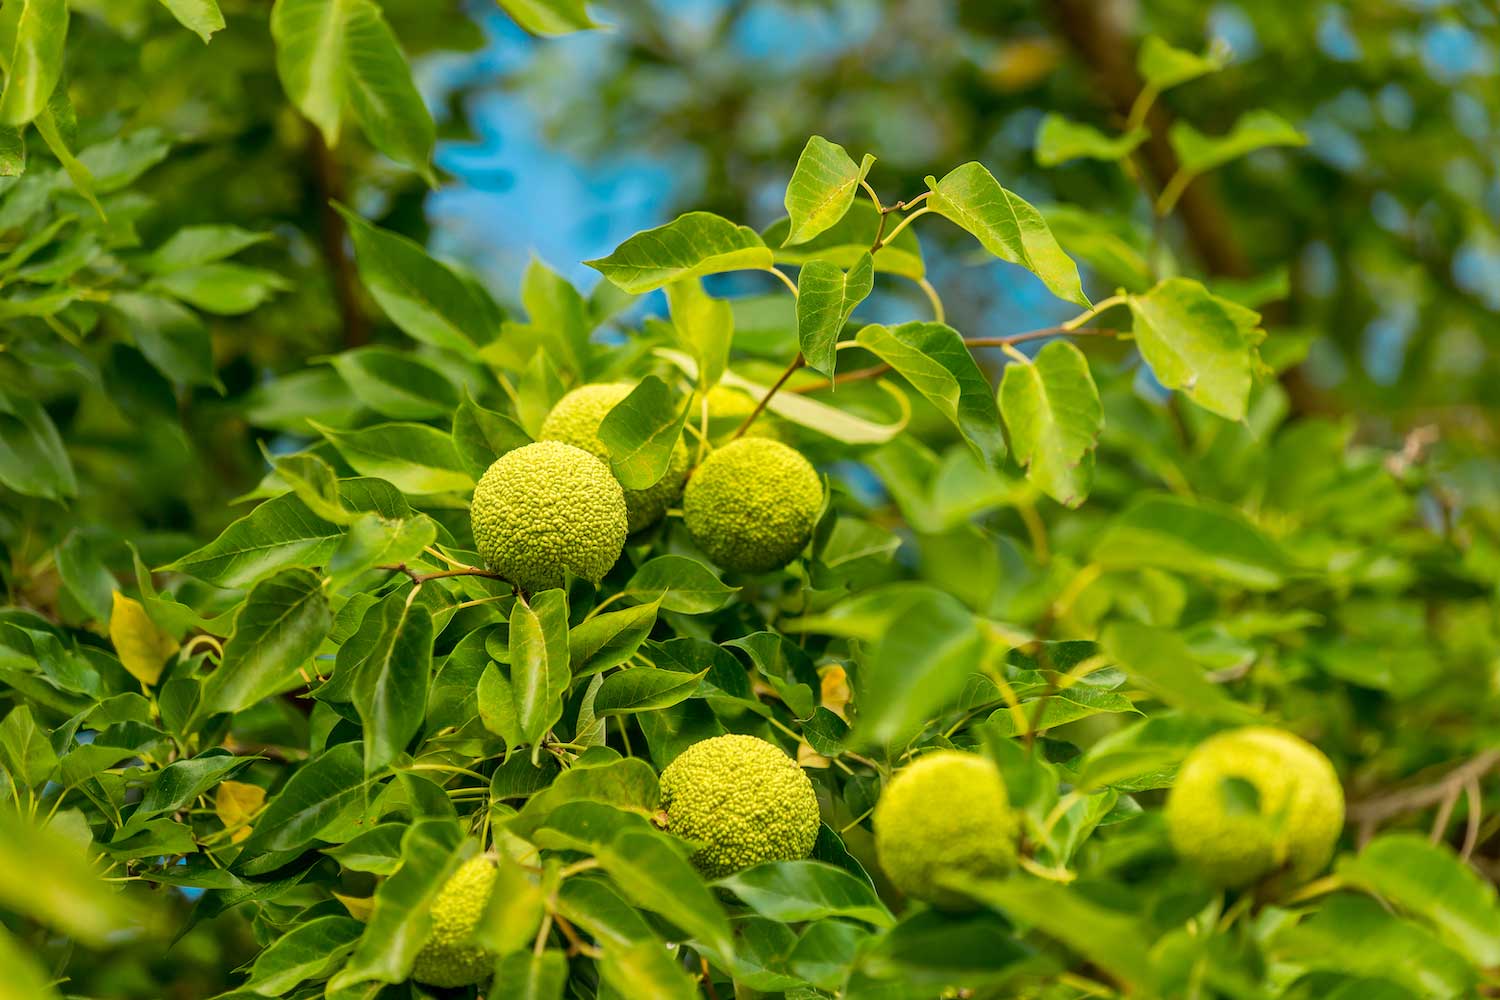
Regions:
[[1, 2, 1498, 999]]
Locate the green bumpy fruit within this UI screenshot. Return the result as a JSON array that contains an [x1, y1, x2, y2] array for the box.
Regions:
[[873, 751, 1017, 909], [1165, 726, 1344, 888], [681, 438, 822, 573], [411, 855, 499, 988], [470, 440, 627, 593], [539, 382, 690, 533], [660, 734, 821, 878]]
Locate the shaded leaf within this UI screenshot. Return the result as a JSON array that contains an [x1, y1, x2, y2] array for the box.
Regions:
[[998, 339, 1102, 506]]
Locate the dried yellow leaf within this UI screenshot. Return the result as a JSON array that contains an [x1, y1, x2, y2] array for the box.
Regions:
[[214, 780, 266, 844], [109, 591, 178, 686]]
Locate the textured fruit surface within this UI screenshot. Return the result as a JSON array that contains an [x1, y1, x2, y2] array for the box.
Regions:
[[1165, 726, 1344, 888], [659, 734, 821, 878], [873, 751, 1017, 909], [682, 438, 822, 573], [470, 440, 627, 592], [539, 382, 690, 533], [411, 855, 498, 988]]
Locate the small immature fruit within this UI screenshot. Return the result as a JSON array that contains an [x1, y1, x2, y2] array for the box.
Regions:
[[411, 854, 499, 988], [873, 751, 1017, 909], [682, 437, 822, 573], [540, 382, 690, 533], [1165, 726, 1344, 888], [470, 440, 627, 593], [659, 734, 821, 878]]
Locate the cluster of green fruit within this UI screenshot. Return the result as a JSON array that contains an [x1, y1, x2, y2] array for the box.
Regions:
[[409, 727, 1346, 987], [469, 382, 821, 592]]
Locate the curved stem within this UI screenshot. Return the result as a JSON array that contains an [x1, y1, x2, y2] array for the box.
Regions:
[[764, 266, 799, 298], [916, 276, 944, 323], [873, 205, 932, 250], [789, 326, 1123, 394]]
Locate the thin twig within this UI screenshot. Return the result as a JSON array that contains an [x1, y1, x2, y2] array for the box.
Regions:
[[731, 352, 805, 440], [1462, 777, 1484, 860], [1348, 750, 1500, 826], [378, 563, 512, 586], [789, 327, 1123, 394]]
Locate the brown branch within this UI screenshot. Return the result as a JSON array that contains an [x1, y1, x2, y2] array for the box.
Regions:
[[309, 128, 369, 348], [1349, 750, 1500, 829], [1048, 0, 1247, 278], [790, 327, 1123, 394], [732, 352, 806, 439], [378, 563, 513, 587]]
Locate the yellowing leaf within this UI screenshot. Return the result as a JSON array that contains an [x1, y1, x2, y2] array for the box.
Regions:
[[214, 780, 266, 844], [334, 891, 375, 922], [109, 590, 178, 686]]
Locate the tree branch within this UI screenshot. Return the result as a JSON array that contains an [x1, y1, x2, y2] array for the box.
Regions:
[[308, 129, 369, 349], [789, 327, 1122, 394]]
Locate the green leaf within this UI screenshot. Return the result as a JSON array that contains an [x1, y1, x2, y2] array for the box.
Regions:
[[473, 854, 546, 955], [200, 568, 331, 716], [569, 601, 659, 679], [335, 204, 500, 353], [244, 915, 363, 995], [509, 755, 659, 836], [598, 939, 700, 1000], [238, 742, 367, 854], [0, 809, 144, 946], [144, 225, 269, 272], [329, 348, 461, 421], [520, 256, 592, 378], [329, 820, 469, 989], [998, 339, 1102, 506], [164, 478, 409, 588], [925, 162, 1088, 307], [782, 135, 872, 247], [665, 277, 732, 390], [718, 861, 893, 927], [624, 556, 737, 615], [852, 588, 983, 748], [1035, 114, 1147, 166], [1127, 278, 1261, 420], [1094, 493, 1286, 589], [147, 262, 288, 315], [452, 387, 530, 480], [328, 512, 436, 583], [1170, 110, 1304, 176], [0, 927, 61, 1000], [796, 252, 873, 377], [1338, 834, 1500, 968], [854, 321, 1006, 467], [962, 876, 1154, 991], [497, 0, 601, 36], [593, 665, 707, 717], [1100, 622, 1256, 723], [350, 594, 433, 774], [263, 446, 353, 525], [0, 389, 75, 499], [123, 752, 254, 831], [511, 590, 571, 753], [271, 0, 435, 179], [596, 829, 734, 956], [1272, 893, 1474, 999], [0, 125, 23, 176], [596, 375, 688, 490], [0, 704, 57, 789], [313, 420, 474, 494], [0, 0, 67, 127], [1137, 35, 1226, 92], [586, 211, 775, 293], [108, 291, 216, 388], [495, 950, 568, 999], [157, 0, 224, 43]]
